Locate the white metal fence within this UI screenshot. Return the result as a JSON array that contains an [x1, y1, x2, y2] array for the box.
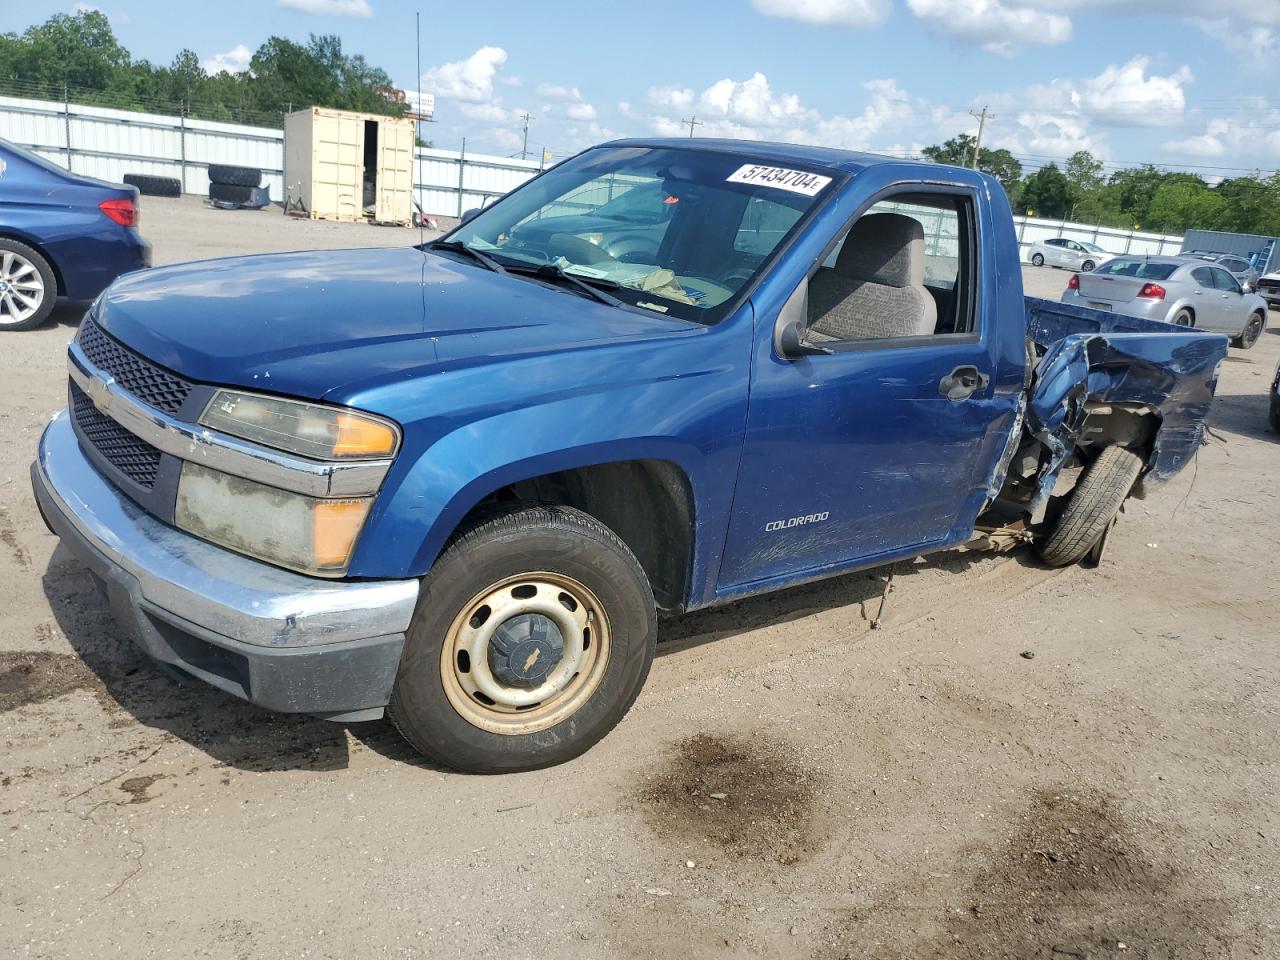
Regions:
[[0, 92, 1189, 250], [0, 93, 544, 218]]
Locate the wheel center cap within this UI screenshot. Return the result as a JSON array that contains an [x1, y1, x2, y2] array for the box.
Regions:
[[488, 613, 564, 687], [0, 282, 9, 292]]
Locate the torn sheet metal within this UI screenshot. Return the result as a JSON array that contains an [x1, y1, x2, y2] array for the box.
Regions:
[[1022, 298, 1227, 519]]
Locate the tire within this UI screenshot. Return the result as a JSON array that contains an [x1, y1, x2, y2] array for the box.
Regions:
[[388, 505, 657, 773], [1081, 260, 1096, 273], [1234, 312, 1265, 350], [207, 164, 261, 188], [1031, 253, 1044, 267], [123, 174, 180, 198], [0, 238, 57, 332], [1037, 445, 1144, 568], [1271, 397, 1280, 434], [1172, 308, 1194, 327]]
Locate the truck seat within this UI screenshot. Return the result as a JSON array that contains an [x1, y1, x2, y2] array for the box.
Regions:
[[808, 213, 937, 340]]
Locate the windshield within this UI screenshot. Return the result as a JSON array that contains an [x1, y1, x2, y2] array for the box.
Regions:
[[445, 146, 837, 323]]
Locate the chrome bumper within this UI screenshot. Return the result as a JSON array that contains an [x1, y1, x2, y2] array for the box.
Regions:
[[32, 411, 420, 718]]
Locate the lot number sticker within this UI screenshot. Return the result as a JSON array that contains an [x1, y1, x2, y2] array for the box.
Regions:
[[726, 164, 832, 196]]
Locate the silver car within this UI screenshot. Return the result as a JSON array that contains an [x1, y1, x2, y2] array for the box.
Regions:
[[1061, 255, 1269, 349], [1028, 238, 1113, 273]]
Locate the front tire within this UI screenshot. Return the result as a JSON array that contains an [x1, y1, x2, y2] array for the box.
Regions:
[[1234, 312, 1265, 350], [388, 505, 657, 773], [1037, 446, 1144, 568], [0, 239, 56, 331], [1081, 260, 1096, 273], [1031, 253, 1045, 267]]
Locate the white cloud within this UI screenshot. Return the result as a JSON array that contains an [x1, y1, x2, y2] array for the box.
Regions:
[[457, 101, 511, 123], [750, 0, 890, 27], [277, 0, 372, 15], [647, 85, 695, 112], [1193, 17, 1278, 60], [537, 83, 578, 100], [1163, 115, 1280, 164], [907, 0, 1071, 54], [424, 47, 508, 103], [566, 102, 597, 121], [201, 44, 252, 75], [1077, 57, 1193, 127]]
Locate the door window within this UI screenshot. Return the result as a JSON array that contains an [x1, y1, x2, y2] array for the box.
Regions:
[[807, 192, 974, 342], [1191, 267, 1215, 288], [1211, 268, 1241, 293]]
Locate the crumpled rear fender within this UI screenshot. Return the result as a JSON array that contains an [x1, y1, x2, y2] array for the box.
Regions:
[[1024, 324, 1227, 518]]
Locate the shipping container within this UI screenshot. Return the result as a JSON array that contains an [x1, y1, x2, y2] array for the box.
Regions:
[[1182, 229, 1279, 275], [283, 107, 415, 227]]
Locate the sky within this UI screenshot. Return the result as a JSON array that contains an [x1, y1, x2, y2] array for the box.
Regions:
[[4, 0, 1280, 176]]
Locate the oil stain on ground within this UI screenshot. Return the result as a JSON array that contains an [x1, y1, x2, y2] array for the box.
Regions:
[[824, 787, 1235, 960], [119, 774, 164, 804], [636, 732, 830, 867], [0, 651, 100, 712]]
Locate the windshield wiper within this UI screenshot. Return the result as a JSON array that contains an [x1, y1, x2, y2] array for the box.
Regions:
[[422, 239, 507, 273], [505, 263, 625, 308]]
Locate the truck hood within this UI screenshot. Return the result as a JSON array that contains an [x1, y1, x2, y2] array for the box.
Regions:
[[95, 247, 694, 401]]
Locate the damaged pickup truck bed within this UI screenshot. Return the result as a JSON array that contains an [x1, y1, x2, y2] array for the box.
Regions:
[[30, 139, 1227, 772]]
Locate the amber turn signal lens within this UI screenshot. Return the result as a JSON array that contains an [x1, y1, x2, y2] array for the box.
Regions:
[[312, 500, 372, 568], [332, 413, 398, 458]]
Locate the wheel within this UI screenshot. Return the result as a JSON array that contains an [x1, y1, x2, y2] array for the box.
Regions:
[[1031, 253, 1044, 267], [1270, 396, 1280, 434], [388, 505, 657, 773], [1081, 260, 1096, 272], [0, 239, 56, 332], [1037, 445, 1144, 568], [123, 174, 181, 198], [207, 164, 261, 188], [1172, 308, 1194, 327], [1234, 312, 1265, 350]]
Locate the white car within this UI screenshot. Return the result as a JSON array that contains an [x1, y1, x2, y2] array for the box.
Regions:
[[1256, 271, 1280, 310], [1028, 238, 1113, 273]]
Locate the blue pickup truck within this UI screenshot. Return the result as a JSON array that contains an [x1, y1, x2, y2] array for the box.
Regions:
[[31, 140, 1226, 772]]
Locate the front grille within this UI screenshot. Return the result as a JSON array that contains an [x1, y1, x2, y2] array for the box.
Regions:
[[71, 382, 162, 488], [76, 318, 193, 414], [1258, 279, 1280, 293]]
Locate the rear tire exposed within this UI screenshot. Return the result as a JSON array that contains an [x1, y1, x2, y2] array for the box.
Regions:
[[1037, 445, 1144, 568], [388, 505, 657, 773], [1031, 253, 1045, 267], [1081, 260, 1096, 272], [1172, 308, 1194, 327]]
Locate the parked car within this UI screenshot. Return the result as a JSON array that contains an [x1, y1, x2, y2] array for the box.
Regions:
[[1063, 255, 1268, 348], [0, 138, 150, 331], [1256, 270, 1280, 310], [1028, 237, 1113, 273], [1181, 251, 1260, 293], [31, 139, 1227, 773]]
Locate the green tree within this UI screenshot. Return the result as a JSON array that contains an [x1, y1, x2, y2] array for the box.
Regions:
[[1146, 181, 1226, 232], [1019, 163, 1074, 219], [0, 10, 130, 91], [1064, 151, 1104, 196], [922, 134, 1022, 194]]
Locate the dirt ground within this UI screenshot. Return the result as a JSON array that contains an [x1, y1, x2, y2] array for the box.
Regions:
[[1, 196, 1277, 960]]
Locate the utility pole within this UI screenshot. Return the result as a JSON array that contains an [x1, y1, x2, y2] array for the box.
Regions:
[[681, 116, 702, 138], [968, 105, 993, 169], [520, 113, 534, 161]]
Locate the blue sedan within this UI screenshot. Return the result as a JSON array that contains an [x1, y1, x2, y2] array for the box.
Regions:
[[0, 138, 151, 330]]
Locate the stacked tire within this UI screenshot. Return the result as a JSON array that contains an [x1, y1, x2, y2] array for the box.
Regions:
[[207, 164, 269, 207], [123, 174, 181, 198]]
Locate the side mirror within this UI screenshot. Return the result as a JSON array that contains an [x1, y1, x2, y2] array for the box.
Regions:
[[460, 207, 481, 225], [774, 282, 833, 358]]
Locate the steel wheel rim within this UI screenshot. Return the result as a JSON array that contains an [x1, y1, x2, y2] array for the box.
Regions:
[[440, 572, 611, 735], [0, 251, 45, 325]]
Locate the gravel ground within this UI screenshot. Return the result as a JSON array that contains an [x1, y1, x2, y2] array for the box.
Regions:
[[1, 196, 1277, 960]]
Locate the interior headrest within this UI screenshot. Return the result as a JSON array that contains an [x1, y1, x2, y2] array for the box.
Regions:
[[834, 213, 926, 288]]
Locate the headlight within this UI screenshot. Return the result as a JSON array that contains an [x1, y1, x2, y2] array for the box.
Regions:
[[200, 390, 399, 460], [175, 462, 371, 577]]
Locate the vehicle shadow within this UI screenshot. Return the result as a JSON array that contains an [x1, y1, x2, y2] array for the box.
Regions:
[[42, 544, 355, 772], [658, 546, 1019, 657], [1207, 392, 1277, 444], [50, 301, 88, 328]]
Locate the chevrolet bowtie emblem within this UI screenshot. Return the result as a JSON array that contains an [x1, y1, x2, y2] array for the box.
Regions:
[[85, 374, 114, 414]]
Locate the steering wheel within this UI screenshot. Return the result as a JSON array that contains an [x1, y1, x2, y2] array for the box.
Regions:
[[546, 233, 618, 266]]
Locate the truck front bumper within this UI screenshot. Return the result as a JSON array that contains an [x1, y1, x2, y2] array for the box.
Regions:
[[31, 411, 420, 721]]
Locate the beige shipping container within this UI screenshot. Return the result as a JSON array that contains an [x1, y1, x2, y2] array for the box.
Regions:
[[283, 107, 415, 227]]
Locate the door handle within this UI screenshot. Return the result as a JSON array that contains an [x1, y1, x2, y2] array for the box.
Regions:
[[939, 365, 990, 401]]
